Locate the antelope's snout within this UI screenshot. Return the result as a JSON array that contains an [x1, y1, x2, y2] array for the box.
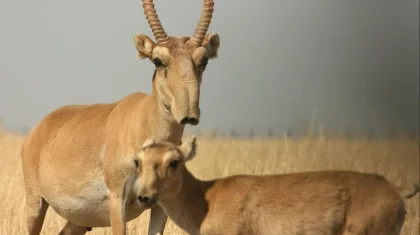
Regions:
[[180, 116, 199, 126], [137, 193, 157, 206], [178, 105, 200, 126], [172, 73, 201, 126]]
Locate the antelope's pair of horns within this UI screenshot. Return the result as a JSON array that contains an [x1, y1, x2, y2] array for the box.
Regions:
[[142, 0, 214, 46]]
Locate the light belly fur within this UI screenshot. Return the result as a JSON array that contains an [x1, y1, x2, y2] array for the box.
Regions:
[[39, 156, 144, 227], [39, 169, 144, 227]]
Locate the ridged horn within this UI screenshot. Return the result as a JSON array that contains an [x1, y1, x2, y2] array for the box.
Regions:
[[190, 0, 214, 46], [142, 0, 171, 46]]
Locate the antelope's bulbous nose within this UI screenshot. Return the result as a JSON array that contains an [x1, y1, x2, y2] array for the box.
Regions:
[[180, 117, 199, 126]]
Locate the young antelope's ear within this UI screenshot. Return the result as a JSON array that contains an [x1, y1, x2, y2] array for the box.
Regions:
[[134, 34, 156, 59], [142, 137, 155, 149], [180, 135, 197, 161], [202, 33, 220, 59]]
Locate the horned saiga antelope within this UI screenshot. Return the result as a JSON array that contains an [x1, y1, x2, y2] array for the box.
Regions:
[[20, 0, 220, 234], [135, 136, 419, 235]]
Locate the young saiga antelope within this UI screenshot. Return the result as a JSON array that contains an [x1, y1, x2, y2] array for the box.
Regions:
[[21, 0, 220, 234], [135, 136, 419, 235]]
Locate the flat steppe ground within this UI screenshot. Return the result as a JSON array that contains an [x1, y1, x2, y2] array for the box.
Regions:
[[0, 130, 418, 234]]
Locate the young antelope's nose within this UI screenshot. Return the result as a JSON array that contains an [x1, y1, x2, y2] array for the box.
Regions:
[[138, 195, 156, 204]]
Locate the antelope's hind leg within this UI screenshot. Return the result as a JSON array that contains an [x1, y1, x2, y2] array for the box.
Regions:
[[23, 190, 49, 235], [58, 221, 91, 235]]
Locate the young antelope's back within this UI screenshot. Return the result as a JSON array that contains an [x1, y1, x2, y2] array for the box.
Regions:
[[203, 170, 406, 235]]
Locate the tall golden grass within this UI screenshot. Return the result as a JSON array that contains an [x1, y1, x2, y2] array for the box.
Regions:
[[0, 130, 418, 234]]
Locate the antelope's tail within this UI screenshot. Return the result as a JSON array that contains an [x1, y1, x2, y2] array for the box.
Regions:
[[401, 183, 420, 199]]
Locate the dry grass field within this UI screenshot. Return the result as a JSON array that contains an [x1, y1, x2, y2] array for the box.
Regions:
[[0, 129, 418, 234]]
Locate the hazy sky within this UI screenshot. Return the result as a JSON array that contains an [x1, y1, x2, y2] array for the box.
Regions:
[[1, 0, 419, 136]]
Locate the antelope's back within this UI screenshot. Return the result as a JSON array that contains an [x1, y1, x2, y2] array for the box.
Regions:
[[21, 102, 117, 172]]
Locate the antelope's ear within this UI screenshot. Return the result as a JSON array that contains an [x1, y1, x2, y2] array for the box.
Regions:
[[142, 137, 155, 149], [179, 135, 197, 162], [202, 33, 220, 59], [134, 34, 156, 59]]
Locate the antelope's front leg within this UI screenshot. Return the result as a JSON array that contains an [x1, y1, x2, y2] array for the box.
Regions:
[[148, 205, 168, 235], [109, 188, 127, 235], [105, 170, 129, 235]]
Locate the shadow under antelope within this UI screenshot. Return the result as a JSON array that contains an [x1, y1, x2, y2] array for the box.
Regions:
[[135, 136, 420, 235], [20, 0, 221, 234]]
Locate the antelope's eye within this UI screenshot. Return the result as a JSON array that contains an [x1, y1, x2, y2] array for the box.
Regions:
[[133, 159, 139, 167], [169, 160, 179, 170], [153, 58, 163, 67]]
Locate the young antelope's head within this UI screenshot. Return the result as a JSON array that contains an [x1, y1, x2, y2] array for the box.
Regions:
[[135, 0, 220, 126], [134, 135, 197, 206]]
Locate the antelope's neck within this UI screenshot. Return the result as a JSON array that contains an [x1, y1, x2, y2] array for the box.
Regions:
[[125, 79, 184, 146], [158, 170, 213, 235], [148, 90, 184, 145]]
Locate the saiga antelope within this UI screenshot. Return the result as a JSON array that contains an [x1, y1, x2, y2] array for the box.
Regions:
[[20, 0, 220, 234], [135, 136, 420, 235]]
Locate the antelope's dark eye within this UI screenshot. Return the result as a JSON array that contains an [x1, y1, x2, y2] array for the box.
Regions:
[[134, 159, 139, 167], [169, 160, 179, 170], [153, 58, 163, 67]]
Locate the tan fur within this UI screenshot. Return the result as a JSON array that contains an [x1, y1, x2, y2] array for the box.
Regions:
[[136, 136, 417, 235], [21, 32, 221, 235]]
